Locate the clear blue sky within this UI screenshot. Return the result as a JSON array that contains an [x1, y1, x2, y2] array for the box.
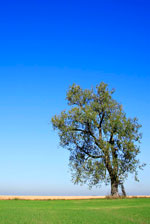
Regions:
[[0, 0, 150, 196]]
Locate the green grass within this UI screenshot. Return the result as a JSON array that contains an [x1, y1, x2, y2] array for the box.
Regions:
[[0, 198, 150, 224]]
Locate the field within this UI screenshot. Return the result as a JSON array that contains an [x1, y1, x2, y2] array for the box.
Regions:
[[0, 198, 150, 224]]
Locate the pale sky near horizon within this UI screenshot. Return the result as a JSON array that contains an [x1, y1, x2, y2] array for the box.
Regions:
[[0, 0, 150, 195]]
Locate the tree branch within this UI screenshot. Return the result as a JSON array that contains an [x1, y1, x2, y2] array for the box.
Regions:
[[99, 112, 105, 128], [71, 128, 102, 149], [109, 132, 114, 144], [78, 145, 103, 159], [99, 112, 105, 140]]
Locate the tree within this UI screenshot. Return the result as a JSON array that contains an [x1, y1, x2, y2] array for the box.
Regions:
[[51, 82, 145, 196]]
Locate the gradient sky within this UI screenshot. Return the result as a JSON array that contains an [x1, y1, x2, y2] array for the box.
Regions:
[[0, 0, 150, 196]]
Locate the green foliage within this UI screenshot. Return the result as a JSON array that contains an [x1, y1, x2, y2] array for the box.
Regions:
[[51, 82, 145, 191]]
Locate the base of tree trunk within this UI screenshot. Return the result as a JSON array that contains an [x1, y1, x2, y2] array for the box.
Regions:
[[111, 181, 119, 197]]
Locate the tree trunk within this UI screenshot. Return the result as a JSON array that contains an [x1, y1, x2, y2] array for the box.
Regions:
[[120, 183, 126, 196], [111, 179, 119, 197]]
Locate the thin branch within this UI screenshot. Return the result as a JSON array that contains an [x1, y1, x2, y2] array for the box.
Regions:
[[71, 128, 102, 149], [78, 145, 103, 159], [109, 132, 114, 144], [99, 112, 105, 128]]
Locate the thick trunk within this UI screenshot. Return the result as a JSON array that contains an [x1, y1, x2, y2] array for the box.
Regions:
[[111, 179, 119, 197]]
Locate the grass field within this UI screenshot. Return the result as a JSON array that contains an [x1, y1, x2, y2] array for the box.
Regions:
[[0, 198, 150, 224]]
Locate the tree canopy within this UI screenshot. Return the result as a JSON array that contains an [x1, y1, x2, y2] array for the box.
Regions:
[[51, 82, 145, 196]]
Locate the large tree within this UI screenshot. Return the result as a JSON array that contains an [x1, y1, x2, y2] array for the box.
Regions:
[[51, 82, 144, 196]]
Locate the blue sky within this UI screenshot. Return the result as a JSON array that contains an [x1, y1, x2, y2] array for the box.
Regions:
[[0, 0, 150, 195]]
